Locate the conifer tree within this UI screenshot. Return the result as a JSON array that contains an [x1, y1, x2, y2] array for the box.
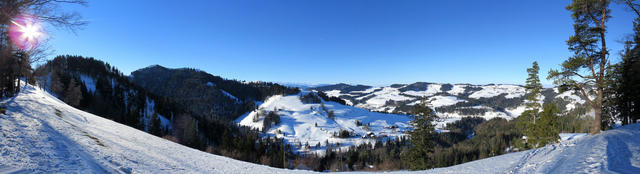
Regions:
[[531, 103, 560, 147], [406, 102, 436, 170], [613, 0, 640, 125], [548, 0, 611, 134], [525, 61, 542, 124], [64, 78, 82, 107]]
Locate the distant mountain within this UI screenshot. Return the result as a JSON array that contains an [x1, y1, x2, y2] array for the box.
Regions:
[[130, 65, 300, 121], [311, 82, 591, 122]]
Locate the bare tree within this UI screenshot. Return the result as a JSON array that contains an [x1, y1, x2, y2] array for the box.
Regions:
[[0, 0, 87, 97]]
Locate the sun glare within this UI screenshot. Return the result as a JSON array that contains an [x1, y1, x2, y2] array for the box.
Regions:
[[9, 14, 44, 50]]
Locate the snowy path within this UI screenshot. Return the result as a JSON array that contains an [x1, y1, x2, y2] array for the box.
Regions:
[[507, 125, 640, 173]]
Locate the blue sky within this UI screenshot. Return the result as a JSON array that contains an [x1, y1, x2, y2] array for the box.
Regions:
[[47, 0, 636, 86]]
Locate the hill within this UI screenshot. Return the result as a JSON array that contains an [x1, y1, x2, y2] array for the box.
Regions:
[[130, 65, 299, 122], [235, 91, 412, 154], [312, 83, 592, 125], [2, 83, 638, 173]]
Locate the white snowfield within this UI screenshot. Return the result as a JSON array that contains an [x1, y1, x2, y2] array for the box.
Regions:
[[1, 84, 639, 174], [236, 92, 412, 154]]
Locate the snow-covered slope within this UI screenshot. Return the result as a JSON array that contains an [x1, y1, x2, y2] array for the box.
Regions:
[[313, 83, 589, 122], [505, 124, 640, 173], [0, 84, 304, 173], [360, 126, 639, 174], [236, 92, 411, 154]]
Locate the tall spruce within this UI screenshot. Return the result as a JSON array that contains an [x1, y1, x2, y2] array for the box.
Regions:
[[406, 102, 436, 170], [548, 0, 611, 134], [614, 0, 640, 125], [525, 61, 542, 124], [517, 61, 544, 149]]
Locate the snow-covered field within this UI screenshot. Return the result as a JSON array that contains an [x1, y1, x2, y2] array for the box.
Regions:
[[1, 84, 638, 173], [236, 92, 412, 154], [314, 83, 591, 127]]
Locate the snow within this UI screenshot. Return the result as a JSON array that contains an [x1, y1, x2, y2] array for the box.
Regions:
[[505, 105, 526, 117], [0, 83, 306, 173], [236, 92, 412, 155], [555, 90, 585, 111], [79, 74, 96, 93], [506, 125, 640, 173], [324, 90, 342, 98], [448, 84, 468, 95], [157, 113, 173, 131], [351, 87, 379, 94], [206, 82, 215, 87], [220, 90, 240, 103], [402, 84, 442, 97], [358, 87, 413, 110], [559, 133, 588, 141], [469, 85, 525, 99], [426, 96, 464, 108], [1, 83, 639, 173]]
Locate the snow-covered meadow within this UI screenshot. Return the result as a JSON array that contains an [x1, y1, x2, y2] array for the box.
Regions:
[[236, 92, 412, 154]]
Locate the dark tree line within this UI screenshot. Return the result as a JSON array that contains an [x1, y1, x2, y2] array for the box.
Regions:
[[606, 0, 640, 126], [129, 65, 299, 122]]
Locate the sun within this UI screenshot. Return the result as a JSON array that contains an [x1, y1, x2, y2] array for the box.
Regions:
[[17, 21, 42, 41], [9, 14, 44, 50]]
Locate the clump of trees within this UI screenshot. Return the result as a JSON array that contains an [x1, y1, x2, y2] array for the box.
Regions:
[[317, 91, 347, 105], [607, 0, 640, 126], [300, 92, 321, 103], [263, 111, 281, 132]]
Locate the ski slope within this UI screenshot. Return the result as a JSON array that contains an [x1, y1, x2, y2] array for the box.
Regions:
[[1, 83, 639, 173]]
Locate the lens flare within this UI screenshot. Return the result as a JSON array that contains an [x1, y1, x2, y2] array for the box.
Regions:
[[9, 14, 44, 50]]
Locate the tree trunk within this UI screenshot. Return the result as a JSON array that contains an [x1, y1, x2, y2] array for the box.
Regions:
[[592, 102, 602, 134]]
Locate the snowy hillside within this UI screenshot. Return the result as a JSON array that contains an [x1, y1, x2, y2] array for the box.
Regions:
[[0, 83, 638, 173], [0, 84, 303, 173], [313, 83, 589, 123], [236, 92, 411, 154], [505, 124, 640, 173]]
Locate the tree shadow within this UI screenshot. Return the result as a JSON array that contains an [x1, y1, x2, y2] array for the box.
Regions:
[[606, 134, 640, 173]]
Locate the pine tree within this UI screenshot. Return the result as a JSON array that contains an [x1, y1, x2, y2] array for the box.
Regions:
[[531, 103, 560, 147], [64, 78, 83, 107], [525, 61, 542, 124], [406, 102, 436, 170], [548, 0, 611, 134], [614, 0, 640, 125], [150, 113, 163, 136]]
